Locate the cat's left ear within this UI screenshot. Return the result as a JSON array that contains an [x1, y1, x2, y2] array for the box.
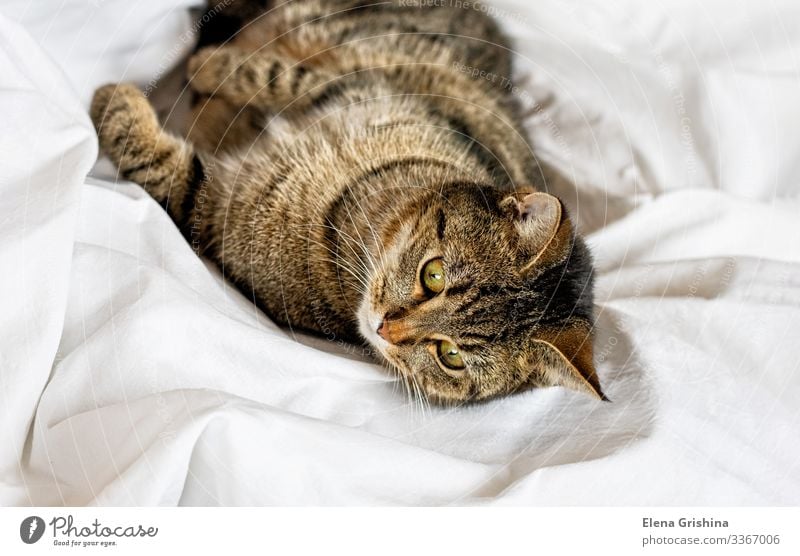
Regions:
[[500, 190, 572, 274], [527, 320, 608, 400]]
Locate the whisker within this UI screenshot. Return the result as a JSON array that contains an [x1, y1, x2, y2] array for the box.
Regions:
[[304, 223, 372, 276], [307, 255, 369, 294], [304, 237, 371, 289], [339, 192, 379, 275], [348, 189, 389, 275]]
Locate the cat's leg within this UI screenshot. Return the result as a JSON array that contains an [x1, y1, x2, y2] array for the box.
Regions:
[[90, 83, 206, 230], [186, 96, 264, 154], [187, 46, 332, 112]]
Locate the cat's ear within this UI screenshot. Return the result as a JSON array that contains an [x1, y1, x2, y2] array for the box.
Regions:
[[528, 320, 608, 400], [500, 191, 571, 273]]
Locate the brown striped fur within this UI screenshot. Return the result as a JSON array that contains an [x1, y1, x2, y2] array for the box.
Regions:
[[90, 0, 605, 404]]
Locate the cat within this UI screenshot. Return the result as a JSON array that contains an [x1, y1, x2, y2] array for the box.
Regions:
[[89, 0, 606, 404]]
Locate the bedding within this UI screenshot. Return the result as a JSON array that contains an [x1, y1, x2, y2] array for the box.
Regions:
[[1, 0, 798, 505]]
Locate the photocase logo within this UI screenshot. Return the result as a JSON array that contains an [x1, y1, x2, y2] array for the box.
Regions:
[[20, 516, 45, 544]]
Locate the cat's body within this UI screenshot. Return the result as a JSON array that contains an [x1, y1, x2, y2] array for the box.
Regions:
[[91, 0, 606, 403]]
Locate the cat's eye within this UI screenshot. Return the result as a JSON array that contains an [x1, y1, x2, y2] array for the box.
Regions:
[[420, 258, 445, 295], [435, 339, 465, 371]]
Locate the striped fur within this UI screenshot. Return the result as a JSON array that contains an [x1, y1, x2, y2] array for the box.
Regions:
[[90, 0, 605, 404]]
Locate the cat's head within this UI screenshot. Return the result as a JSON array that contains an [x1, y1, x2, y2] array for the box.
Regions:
[[358, 182, 605, 404]]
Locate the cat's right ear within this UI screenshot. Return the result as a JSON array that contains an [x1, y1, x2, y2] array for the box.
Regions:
[[500, 190, 569, 273]]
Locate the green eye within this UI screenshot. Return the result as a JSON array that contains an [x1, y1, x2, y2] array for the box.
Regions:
[[436, 339, 465, 370], [421, 258, 445, 295]]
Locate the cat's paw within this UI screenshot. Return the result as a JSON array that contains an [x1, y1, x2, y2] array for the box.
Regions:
[[90, 83, 158, 157], [187, 46, 246, 95]]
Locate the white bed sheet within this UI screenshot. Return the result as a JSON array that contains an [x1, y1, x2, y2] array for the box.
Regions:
[[1, 0, 799, 505]]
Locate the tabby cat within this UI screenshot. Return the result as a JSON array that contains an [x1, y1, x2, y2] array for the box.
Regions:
[[89, 0, 606, 404]]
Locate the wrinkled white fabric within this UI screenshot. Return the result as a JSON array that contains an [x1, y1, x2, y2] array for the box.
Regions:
[[1, 0, 798, 506]]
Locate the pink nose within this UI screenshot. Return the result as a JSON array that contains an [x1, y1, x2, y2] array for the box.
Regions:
[[377, 314, 413, 345], [377, 320, 390, 342]]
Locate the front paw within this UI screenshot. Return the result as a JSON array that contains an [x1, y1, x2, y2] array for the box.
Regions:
[[187, 46, 245, 95], [90, 83, 158, 157]]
